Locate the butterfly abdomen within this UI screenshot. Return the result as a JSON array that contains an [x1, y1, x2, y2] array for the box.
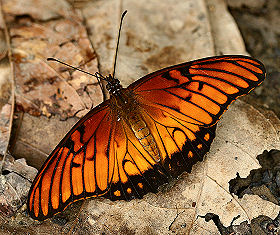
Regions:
[[128, 114, 161, 162], [112, 88, 161, 163]]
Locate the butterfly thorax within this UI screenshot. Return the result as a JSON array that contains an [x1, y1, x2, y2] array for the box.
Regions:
[[109, 83, 161, 163], [105, 75, 123, 95]]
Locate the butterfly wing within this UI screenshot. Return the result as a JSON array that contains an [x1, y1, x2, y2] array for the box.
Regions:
[[129, 55, 265, 126], [127, 55, 265, 177], [27, 101, 117, 220]]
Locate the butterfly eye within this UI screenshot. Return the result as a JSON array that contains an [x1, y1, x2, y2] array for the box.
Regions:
[[106, 80, 122, 94], [106, 83, 111, 90]]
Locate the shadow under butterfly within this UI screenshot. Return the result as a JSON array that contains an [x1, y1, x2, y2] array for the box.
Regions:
[[27, 11, 266, 221]]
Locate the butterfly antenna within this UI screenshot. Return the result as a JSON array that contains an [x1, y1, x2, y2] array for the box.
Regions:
[[112, 10, 127, 78], [47, 57, 103, 85], [94, 72, 105, 91]]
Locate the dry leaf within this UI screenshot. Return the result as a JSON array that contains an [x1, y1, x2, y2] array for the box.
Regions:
[[205, 0, 247, 55], [11, 113, 77, 169], [2, 0, 102, 119], [1, 0, 279, 234], [0, 62, 11, 156], [83, 0, 215, 88]]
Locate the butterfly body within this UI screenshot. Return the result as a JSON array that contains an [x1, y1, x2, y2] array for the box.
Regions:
[[108, 82, 162, 163], [28, 55, 266, 221]]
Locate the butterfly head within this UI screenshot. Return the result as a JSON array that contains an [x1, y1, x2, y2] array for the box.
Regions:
[[105, 74, 123, 95]]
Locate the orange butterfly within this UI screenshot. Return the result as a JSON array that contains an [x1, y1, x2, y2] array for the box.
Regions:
[[27, 54, 266, 221], [27, 13, 266, 221]]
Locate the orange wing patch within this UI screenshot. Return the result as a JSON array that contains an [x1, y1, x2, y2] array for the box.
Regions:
[[130, 55, 266, 127], [28, 102, 115, 220]]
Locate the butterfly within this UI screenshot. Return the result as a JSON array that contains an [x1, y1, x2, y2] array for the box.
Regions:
[[27, 53, 266, 221]]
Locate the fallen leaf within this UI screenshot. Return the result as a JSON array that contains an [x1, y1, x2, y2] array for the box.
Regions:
[[0, 10, 13, 159], [1, 0, 279, 234], [3, 0, 102, 119], [206, 0, 247, 55], [11, 113, 77, 169], [83, 0, 215, 89], [0, 62, 11, 156]]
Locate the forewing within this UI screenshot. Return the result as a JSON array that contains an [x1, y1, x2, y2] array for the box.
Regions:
[[129, 55, 266, 126]]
